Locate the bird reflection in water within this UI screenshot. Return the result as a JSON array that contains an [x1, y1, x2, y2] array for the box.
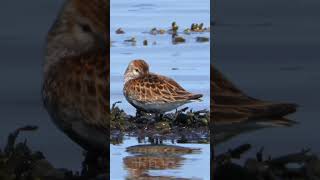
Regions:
[[123, 136, 201, 180]]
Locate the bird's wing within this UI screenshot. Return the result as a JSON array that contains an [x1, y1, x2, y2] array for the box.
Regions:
[[125, 73, 201, 103], [211, 65, 297, 123], [43, 49, 109, 130]]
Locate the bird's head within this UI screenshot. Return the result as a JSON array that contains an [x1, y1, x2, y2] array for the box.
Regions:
[[124, 60, 149, 83], [46, 0, 109, 65]]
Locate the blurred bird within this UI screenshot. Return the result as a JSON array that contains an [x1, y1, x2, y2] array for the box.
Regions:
[[42, 0, 109, 151], [211, 65, 297, 124]]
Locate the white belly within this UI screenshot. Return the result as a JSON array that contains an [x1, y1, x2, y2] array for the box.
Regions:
[[129, 99, 189, 113]]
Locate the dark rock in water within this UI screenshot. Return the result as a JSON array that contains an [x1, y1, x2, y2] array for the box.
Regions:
[[191, 23, 209, 32], [183, 28, 191, 35], [124, 37, 137, 46], [143, 39, 148, 46], [150, 27, 158, 35], [172, 36, 186, 44], [150, 28, 166, 35], [125, 37, 136, 42], [196, 36, 209, 42], [115, 28, 125, 34]]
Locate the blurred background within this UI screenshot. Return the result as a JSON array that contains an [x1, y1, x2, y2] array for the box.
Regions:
[[0, 0, 84, 171], [214, 0, 320, 160]]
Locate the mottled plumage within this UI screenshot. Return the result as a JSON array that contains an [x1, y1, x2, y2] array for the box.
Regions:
[[123, 60, 202, 114], [42, 0, 109, 151]]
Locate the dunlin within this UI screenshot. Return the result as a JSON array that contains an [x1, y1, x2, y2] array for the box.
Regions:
[[42, 0, 109, 151], [211, 65, 297, 123], [123, 60, 203, 118]]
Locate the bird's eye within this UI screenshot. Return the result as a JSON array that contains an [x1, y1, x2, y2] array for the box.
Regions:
[[135, 69, 139, 73], [80, 24, 92, 33]]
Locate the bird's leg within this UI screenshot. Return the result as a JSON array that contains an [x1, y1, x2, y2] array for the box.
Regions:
[[159, 113, 164, 121], [136, 109, 142, 118], [144, 120, 151, 130], [155, 113, 164, 121], [144, 114, 153, 130]]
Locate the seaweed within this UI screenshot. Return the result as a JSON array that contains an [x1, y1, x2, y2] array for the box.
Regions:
[[110, 102, 209, 131], [0, 126, 107, 180], [215, 144, 320, 180]]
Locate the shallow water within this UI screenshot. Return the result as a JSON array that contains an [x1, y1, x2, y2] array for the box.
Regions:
[[110, 136, 210, 179], [110, 0, 210, 179], [110, 0, 210, 115]]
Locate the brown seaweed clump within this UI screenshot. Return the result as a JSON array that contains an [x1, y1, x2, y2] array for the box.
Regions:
[[110, 101, 209, 133], [215, 144, 320, 180], [0, 126, 107, 180]]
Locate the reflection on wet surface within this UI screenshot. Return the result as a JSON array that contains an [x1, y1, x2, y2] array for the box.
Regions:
[[124, 144, 196, 179], [111, 135, 208, 180], [124, 155, 185, 179]]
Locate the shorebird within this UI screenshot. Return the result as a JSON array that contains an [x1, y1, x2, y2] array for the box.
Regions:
[[211, 65, 297, 124], [123, 60, 203, 119], [42, 0, 109, 151]]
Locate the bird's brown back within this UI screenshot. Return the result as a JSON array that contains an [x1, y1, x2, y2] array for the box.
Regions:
[[124, 73, 202, 103]]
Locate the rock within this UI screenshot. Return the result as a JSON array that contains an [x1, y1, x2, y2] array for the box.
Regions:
[[150, 28, 157, 35], [143, 39, 148, 46], [150, 28, 166, 35], [172, 36, 186, 44], [183, 28, 191, 35], [158, 29, 166, 34], [115, 28, 125, 34], [196, 36, 210, 42], [124, 37, 136, 43]]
